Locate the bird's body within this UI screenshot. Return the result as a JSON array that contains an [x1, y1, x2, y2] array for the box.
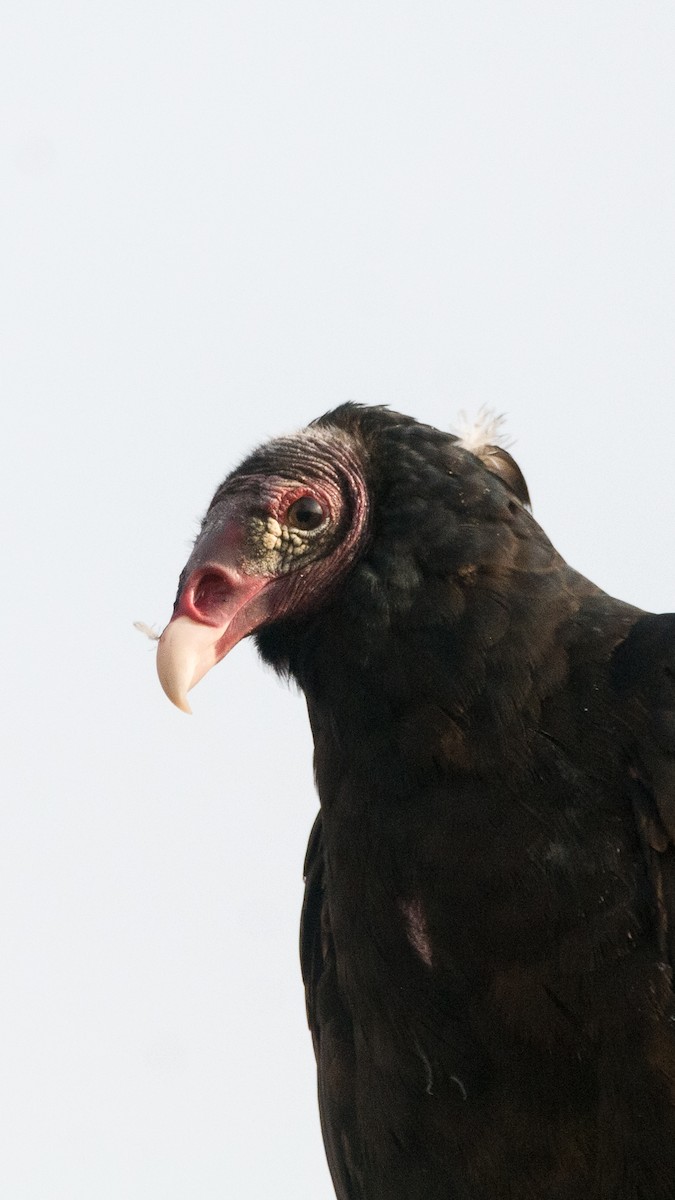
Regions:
[[157, 405, 675, 1198]]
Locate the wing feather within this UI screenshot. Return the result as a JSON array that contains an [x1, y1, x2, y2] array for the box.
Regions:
[[613, 613, 675, 972], [301, 815, 363, 1200]]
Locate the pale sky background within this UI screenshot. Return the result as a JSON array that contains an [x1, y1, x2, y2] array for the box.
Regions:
[[2, 3, 675, 1197]]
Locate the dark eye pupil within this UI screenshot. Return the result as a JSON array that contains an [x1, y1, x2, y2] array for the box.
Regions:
[[287, 496, 325, 530]]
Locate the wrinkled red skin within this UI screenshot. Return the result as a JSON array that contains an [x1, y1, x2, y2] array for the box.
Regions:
[[158, 442, 371, 707]]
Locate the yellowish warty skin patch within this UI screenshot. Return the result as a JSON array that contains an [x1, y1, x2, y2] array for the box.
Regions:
[[261, 516, 283, 551], [246, 515, 314, 574]]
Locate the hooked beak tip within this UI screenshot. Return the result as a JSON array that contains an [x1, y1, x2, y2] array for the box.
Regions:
[[156, 615, 220, 713]]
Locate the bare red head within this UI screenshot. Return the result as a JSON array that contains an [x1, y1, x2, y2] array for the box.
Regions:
[[156, 425, 370, 711]]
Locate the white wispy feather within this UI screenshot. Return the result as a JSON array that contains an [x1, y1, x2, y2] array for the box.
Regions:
[[134, 621, 160, 641], [455, 407, 510, 453]]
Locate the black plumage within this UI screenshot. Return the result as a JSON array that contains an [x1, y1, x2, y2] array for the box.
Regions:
[[157, 404, 675, 1199]]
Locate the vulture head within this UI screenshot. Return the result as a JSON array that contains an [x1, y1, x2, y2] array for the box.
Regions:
[[157, 403, 533, 713]]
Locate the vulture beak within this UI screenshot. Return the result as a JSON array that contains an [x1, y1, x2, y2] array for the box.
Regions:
[[156, 612, 230, 714], [156, 505, 272, 713]]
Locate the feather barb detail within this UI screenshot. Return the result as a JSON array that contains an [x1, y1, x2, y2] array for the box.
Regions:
[[455, 407, 510, 453], [134, 621, 160, 641]]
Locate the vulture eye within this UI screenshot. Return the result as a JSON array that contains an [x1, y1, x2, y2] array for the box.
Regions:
[[286, 496, 326, 531]]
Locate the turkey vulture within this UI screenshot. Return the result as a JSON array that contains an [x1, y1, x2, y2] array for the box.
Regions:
[[155, 404, 675, 1198]]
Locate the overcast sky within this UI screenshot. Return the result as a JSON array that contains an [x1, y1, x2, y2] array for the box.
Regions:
[[2, 3, 675, 1197]]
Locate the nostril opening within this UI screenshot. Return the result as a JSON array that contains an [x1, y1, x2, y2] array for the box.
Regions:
[[193, 571, 233, 619]]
